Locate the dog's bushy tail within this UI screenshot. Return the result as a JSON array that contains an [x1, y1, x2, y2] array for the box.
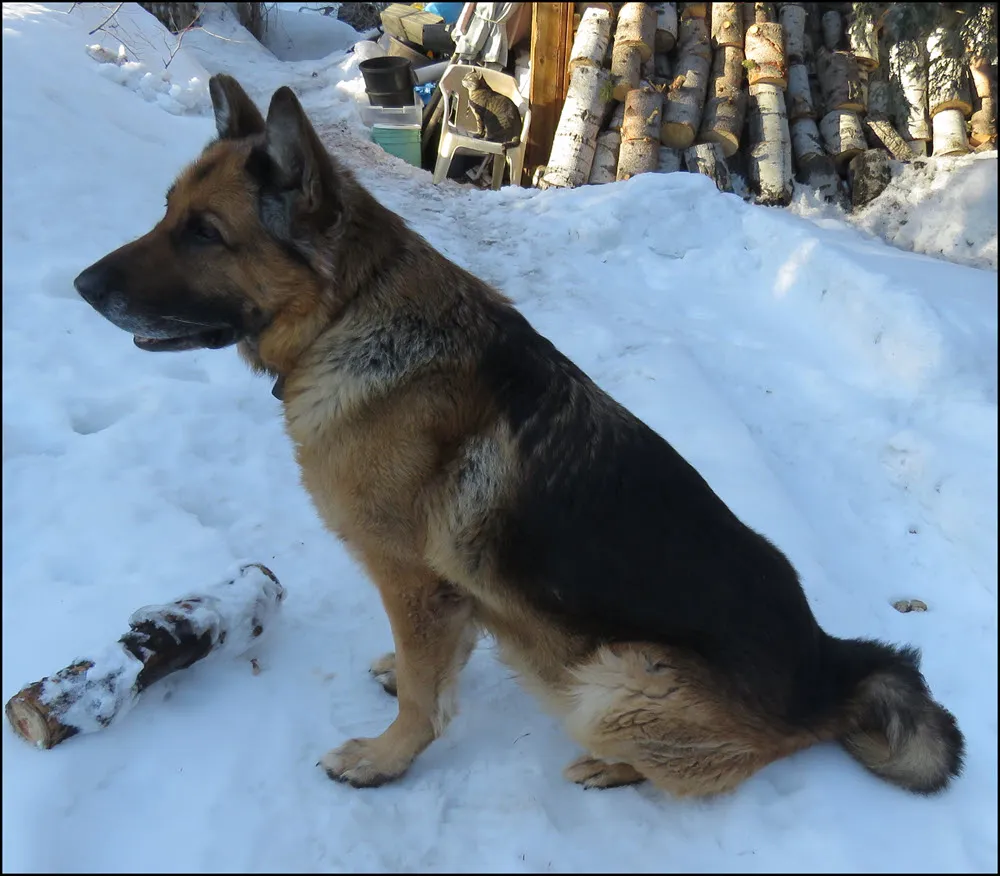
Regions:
[[827, 636, 965, 794]]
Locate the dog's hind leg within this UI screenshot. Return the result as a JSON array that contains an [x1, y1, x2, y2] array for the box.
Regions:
[[563, 644, 816, 798], [322, 558, 476, 787]]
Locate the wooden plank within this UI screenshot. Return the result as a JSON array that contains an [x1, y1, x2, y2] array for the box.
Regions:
[[526, 2, 576, 183]]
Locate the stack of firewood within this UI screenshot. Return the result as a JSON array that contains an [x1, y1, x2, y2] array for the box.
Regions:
[[537, 2, 997, 209]]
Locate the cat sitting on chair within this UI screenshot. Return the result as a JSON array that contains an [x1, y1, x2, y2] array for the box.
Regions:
[[461, 69, 521, 149]]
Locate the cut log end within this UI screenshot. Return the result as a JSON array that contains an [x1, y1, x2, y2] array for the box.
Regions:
[[660, 120, 697, 149], [5, 686, 79, 749], [700, 129, 740, 157], [929, 98, 974, 119]]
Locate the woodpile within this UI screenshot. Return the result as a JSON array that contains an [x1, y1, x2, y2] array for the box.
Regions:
[[529, 2, 996, 210]]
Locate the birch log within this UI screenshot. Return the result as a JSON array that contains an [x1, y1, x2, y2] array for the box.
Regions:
[[681, 1, 708, 19], [612, 43, 643, 100], [786, 62, 815, 120], [748, 83, 793, 205], [655, 2, 678, 52], [969, 57, 997, 148], [657, 146, 684, 172], [817, 48, 865, 113], [745, 22, 787, 88], [660, 16, 712, 148], [820, 108, 867, 164], [654, 52, 672, 83], [699, 45, 747, 156], [622, 85, 664, 140], [863, 115, 916, 160], [745, 2, 776, 27], [684, 142, 734, 191], [541, 65, 613, 189], [889, 40, 930, 142], [711, 2, 743, 49], [847, 5, 879, 72], [868, 77, 890, 117], [822, 9, 842, 51], [588, 130, 622, 183], [791, 116, 842, 201], [927, 28, 973, 117], [570, 6, 614, 71], [5, 564, 285, 749], [617, 137, 660, 179], [931, 108, 971, 156], [615, 2, 657, 62], [779, 3, 807, 64]]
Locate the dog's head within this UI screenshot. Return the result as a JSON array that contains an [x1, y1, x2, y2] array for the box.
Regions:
[[74, 75, 345, 365]]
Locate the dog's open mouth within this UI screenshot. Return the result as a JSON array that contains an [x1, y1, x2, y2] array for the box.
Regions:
[[133, 327, 239, 352]]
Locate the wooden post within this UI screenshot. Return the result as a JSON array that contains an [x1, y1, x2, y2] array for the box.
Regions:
[[527, 3, 576, 184]]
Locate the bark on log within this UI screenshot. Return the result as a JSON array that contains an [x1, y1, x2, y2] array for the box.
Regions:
[[847, 5, 879, 71], [969, 57, 997, 147], [617, 136, 660, 179], [5, 564, 284, 749], [681, 2, 708, 19], [819, 107, 867, 164], [609, 100, 626, 131], [816, 48, 865, 113], [927, 28, 973, 117], [684, 141, 734, 191], [660, 16, 712, 148], [612, 42, 643, 100], [542, 64, 613, 188], [863, 114, 915, 160], [931, 107, 971, 156], [711, 2, 743, 49], [654, 52, 672, 83], [907, 139, 928, 157], [588, 130, 622, 183], [821, 9, 842, 51], [889, 40, 930, 142], [615, 2, 657, 63], [745, 2, 776, 26], [622, 85, 665, 140], [655, 2, 678, 53], [748, 83, 793, 205], [867, 78, 890, 117], [779, 3, 807, 65], [791, 116, 843, 201], [699, 45, 747, 156], [657, 145, 683, 172], [570, 6, 614, 71], [848, 148, 891, 208], [745, 22, 787, 88], [786, 62, 816, 120]]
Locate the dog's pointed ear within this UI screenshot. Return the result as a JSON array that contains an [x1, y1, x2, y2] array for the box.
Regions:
[[261, 86, 339, 225], [209, 74, 265, 140]]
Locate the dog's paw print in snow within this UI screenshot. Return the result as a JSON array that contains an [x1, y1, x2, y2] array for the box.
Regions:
[[69, 396, 137, 436]]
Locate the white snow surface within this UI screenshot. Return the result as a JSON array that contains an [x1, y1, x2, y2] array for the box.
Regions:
[[2, 4, 997, 873]]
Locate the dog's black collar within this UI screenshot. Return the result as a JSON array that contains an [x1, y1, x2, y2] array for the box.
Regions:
[[272, 376, 286, 401]]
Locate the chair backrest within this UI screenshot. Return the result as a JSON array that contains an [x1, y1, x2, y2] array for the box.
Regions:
[[439, 63, 528, 135]]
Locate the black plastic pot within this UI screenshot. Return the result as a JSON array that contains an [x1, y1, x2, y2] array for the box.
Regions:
[[359, 56, 418, 108]]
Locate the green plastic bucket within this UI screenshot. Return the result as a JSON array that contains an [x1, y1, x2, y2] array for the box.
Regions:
[[372, 124, 421, 168]]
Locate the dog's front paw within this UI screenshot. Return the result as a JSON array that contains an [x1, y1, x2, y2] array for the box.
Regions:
[[320, 738, 407, 788], [564, 755, 646, 789]]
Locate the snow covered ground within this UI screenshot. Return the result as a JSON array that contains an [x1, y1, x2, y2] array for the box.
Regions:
[[2, 4, 997, 873]]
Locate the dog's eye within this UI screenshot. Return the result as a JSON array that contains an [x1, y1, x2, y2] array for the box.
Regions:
[[187, 215, 223, 245]]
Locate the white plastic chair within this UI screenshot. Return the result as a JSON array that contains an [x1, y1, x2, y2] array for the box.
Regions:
[[432, 63, 531, 190]]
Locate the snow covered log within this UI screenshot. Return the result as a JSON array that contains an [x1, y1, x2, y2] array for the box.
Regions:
[[541, 64, 613, 189], [570, 6, 614, 71], [889, 40, 930, 143], [657, 145, 683, 172], [614, 2, 657, 63], [617, 136, 660, 180], [699, 45, 747, 157], [848, 148, 891, 208], [820, 108, 867, 164], [684, 142, 734, 192], [969, 58, 997, 148], [655, 2, 678, 53], [791, 116, 842, 201], [660, 16, 711, 148], [612, 42, 643, 101], [786, 62, 815, 120], [622, 85, 664, 141], [748, 83, 793, 206], [931, 108, 971, 156], [745, 22, 787, 88], [588, 130, 622, 184], [847, 4, 879, 72], [779, 3, 807, 65], [4, 564, 285, 750], [816, 48, 865, 113], [821, 9, 842, 51], [711, 2, 743, 49], [927, 28, 973, 118]]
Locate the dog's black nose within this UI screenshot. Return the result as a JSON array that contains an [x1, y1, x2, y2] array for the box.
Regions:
[[74, 264, 112, 308]]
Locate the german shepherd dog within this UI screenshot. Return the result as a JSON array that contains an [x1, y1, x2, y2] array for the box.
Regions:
[[74, 75, 964, 797]]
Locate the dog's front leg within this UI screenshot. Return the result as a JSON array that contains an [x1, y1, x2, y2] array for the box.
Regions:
[[321, 558, 475, 787]]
